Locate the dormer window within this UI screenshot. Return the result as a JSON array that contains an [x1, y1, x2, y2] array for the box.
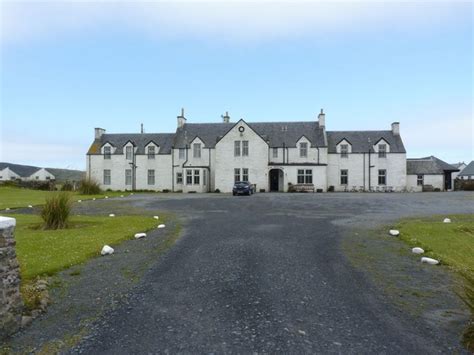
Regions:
[[148, 146, 155, 159], [104, 146, 111, 159], [193, 143, 201, 158], [125, 146, 133, 160], [299, 142, 308, 158], [378, 144, 387, 158], [340, 144, 348, 158]]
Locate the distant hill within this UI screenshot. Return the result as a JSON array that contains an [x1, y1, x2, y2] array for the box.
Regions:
[[0, 162, 84, 182]]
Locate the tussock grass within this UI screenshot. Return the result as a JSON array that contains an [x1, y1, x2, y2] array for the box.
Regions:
[[78, 178, 101, 195], [40, 192, 72, 230]]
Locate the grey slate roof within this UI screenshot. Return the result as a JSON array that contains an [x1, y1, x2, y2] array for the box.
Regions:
[[173, 121, 326, 148], [327, 131, 406, 153], [450, 162, 466, 169], [0, 162, 43, 177], [407, 156, 459, 175], [89, 133, 175, 154], [458, 161, 474, 177]]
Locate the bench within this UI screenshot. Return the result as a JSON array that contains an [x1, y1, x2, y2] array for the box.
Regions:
[[292, 183, 315, 193]]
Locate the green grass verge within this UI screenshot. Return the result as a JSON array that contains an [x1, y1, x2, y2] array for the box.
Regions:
[[0, 186, 126, 210], [12, 213, 160, 280]]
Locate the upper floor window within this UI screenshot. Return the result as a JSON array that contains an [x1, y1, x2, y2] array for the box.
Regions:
[[378, 169, 387, 185], [297, 169, 312, 184], [125, 146, 133, 160], [193, 143, 201, 158], [125, 169, 132, 185], [272, 148, 278, 158], [148, 169, 155, 185], [148, 146, 155, 159], [417, 174, 424, 186], [300, 142, 308, 158], [104, 146, 111, 159], [242, 141, 249, 156], [234, 141, 241, 156], [378, 144, 387, 158], [340, 169, 348, 185], [103, 169, 111, 185], [179, 148, 185, 159], [340, 144, 348, 158]]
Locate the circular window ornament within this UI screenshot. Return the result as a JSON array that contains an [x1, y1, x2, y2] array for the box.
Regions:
[[238, 126, 245, 133]]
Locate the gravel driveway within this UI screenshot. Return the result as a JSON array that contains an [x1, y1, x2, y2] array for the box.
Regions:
[[68, 192, 473, 354]]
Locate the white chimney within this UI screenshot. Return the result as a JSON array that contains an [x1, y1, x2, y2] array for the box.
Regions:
[[95, 128, 106, 139], [222, 111, 230, 123], [318, 109, 325, 128], [177, 108, 187, 128], [391, 122, 400, 135]]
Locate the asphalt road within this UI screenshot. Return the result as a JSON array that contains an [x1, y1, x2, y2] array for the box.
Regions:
[[73, 192, 473, 354]]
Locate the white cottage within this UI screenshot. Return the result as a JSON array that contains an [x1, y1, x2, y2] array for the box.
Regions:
[[0, 163, 55, 182]]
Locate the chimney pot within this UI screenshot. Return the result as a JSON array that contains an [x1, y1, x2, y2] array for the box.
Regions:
[[391, 122, 400, 135], [95, 127, 106, 139], [177, 108, 187, 128], [222, 111, 230, 123], [318, 109, 326, 128]]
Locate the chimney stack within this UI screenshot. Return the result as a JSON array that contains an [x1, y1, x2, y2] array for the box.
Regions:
[[318, 109, 325, 128], [95, 128, 106, 139], [222, 111, 230, 123], [141, 123, 144, 134], [391, 122, 400, 135], [177, 108, 187, 128]]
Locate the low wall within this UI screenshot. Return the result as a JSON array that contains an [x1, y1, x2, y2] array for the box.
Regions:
[[0, 216, 23, 340]]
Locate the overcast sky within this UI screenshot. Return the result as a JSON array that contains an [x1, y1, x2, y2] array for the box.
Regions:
[[0, 0, 472, 170]]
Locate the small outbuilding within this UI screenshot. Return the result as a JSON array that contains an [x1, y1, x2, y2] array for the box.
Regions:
[[457, 161, 474, 181], [406, 156, 459, 192]]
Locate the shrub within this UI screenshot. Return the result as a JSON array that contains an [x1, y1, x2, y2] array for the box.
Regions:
[[214, 189, 221, 193], [162, 189, 170, 193], [40, 192, 72, 230], [61, 181, 74, 191], [78, 178, 101, 195]]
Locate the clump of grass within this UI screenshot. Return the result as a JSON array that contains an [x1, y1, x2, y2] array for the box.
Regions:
[[78, 178, 101, 195], [40, 192, 72, 230], [459, 273, 474, 352]]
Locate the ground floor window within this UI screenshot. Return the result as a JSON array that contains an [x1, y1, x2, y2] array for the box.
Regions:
[[297, 169, 313, 184], [417, 174, 424, 186], [125, 169, 132, 185], [203, 170, 207, 185], [340, 169, 348, 185], [234, 168, 240, 182], [186, 170, 193, 185], [378, 169, 387, 185], [242, 168, 249, 182], [194, 169, 200, 185], [148, 169, 155, 185], [103, 170, 111, 185], [176, 172, 183, 184]]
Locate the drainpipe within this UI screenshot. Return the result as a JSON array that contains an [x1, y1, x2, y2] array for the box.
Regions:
[[363, 152, 366, 190], [208, 148, 211, 192], [283, 143, 286, 164], [171, 147, 175, 192]]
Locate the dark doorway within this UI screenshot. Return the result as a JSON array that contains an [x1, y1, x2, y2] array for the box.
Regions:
[[269, 169, 282, 192], [444, 172, 452, 191]]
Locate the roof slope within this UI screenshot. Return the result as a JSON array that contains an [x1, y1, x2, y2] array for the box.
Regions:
[[459, 161, 474, 177], [88, 133, 175, 155], [0, 162, 42, 177], [407, 156, 459, 175], [327, 131, 406, 153], [173, 121, 326, 148]]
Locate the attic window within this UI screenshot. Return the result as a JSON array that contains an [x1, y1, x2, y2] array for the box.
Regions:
[[299, 142, 308, 158], [378, 144, 387, 158], [126, 146, 133, 160], [148, 146, 155, 159], [104, 146, 111, 159], [340, 144, 348, 158]]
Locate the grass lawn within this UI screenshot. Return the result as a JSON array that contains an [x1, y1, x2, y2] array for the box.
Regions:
[[12, 213, 160, 280], [0, 186, 125, 210]]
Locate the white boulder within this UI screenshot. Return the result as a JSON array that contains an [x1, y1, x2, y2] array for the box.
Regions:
[[109, 214, 115, 217], [443, 218, 451, 223], [101, 245, 114, 256], [153, 216, 159, 220], [412, 247, 425, 254], [157, 224, 166, 229], [134, 233, 146, 239], [389, 229, 400, 236], [421, 257, 439, 265]]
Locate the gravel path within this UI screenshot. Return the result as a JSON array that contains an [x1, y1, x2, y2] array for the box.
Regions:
[[66, 192, 473, 353]]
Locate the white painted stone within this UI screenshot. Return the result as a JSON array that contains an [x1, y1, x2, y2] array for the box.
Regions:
[[421, 257, 439, 265], [120, 195, 124, 198], [0, 216, 16, 229], [389, 229, 400, 236], [77, 200, 82, 203], [157, 224, 166, 229], [153, 216, 159, 220], [5, 208, 10, 211], [28, 205, 33, 208], [92, 198, 96, 201], [412, 247, 424, 254], [443, 218, 451, 223], [130, 193, 134, 195], [105, 196, 109, 199], [134, 233, 146, 239], [109, 214, 115, 217], [101, 245, 114, 255]]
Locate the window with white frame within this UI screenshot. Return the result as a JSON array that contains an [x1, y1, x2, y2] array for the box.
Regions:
[[340, 169, 348, 185], [378, 169, 387, 185], [234, 141, 241, 157], [193, 143, 201, 158], [176, 172, 183, 184], [234, 168, 240, 182], [126, 146, 133, 160], [125, 169, 132, 185], [417, 174, 424, 186], [194, 169, 200, 185], [103, 169, 111, 185], [272, 148, 278, 158], [300, 142, 308, 158], [242, 168, 249, 181], [186, 170, 193, 185], [378, 144, 387, 158], [242, 141, 249, 156], [104, 146, 111, 159], [148, 146, 155, 159], [340, 144, 348, 158], [203, 170, 207, 185], [179, 148, 185, 159], [297, 169, 313, 184], [148, 169, 155, 185]]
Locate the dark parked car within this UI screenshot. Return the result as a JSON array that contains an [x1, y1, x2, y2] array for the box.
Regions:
[[232, 181, 255, 196]]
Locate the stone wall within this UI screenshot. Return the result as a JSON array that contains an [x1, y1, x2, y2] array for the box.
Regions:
[[0, 216, 23, 340]]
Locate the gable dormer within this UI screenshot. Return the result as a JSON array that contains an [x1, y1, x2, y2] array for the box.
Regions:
[[101, 142, 115, 159], [123, 140, 136, 160], [336, 138, 352, 157], [145, 141, 159, 158], [296, 135, 312, 158], [373, 138, 391, 155], [190, 136, 204, 159]]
